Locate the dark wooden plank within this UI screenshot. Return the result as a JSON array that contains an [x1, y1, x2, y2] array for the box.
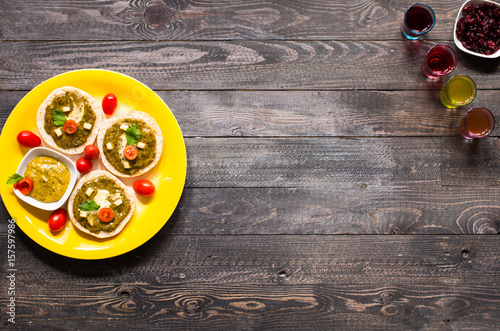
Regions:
[[0, 0, 459, 41], [3, 283, 499, 330], [2, 90, 500, 137], [2, 233, 498, 284], [169, 186, 500, 235], [2, 184, 500, 236], [185, 137, 441, 188], [1, 41, 498, 91], [1, 234, 499, 329]]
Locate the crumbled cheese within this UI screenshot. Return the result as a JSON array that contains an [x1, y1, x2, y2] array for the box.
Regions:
[[110, 193, 121, 201], [94, 189, 111, 208], [137, 142, 146, 149], [88, 218, 94, 226], [106, 142, 113, 150], [123, 161, 130, 169], [67, 100, 84, 123], [80, 211, 87, 218], [55, 128, 63, 137], [85, 187, 93, 197], [114, 199, 123, 206], [62, 106, 71, 112], [83, 122, 92, 130], [120, 124, 129, 131]]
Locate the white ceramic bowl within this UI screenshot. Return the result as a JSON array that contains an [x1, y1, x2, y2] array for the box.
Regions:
[[14, 147, 78, 211], [454, 0, 500, 59]]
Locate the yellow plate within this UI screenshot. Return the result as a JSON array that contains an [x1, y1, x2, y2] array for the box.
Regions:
[[0, 70, 186, 259]]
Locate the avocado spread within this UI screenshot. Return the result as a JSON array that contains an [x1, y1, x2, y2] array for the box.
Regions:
[[72, 177, 131, 233], [103, 119, 156, 176], [24, 156, 70, 203], [44, 91, 96, 149]]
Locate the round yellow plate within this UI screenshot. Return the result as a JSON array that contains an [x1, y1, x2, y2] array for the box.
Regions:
[[0, 70, 186, 259]]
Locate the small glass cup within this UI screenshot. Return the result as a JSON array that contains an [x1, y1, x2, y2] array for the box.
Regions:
[[401, 3, 436, 40], [421, 45, 457, 79], [440, 75, 477, 109], [458, 107, 495, 139]]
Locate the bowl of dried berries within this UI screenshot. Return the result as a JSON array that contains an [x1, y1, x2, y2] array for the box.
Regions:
[[454, 0, 500, 58]]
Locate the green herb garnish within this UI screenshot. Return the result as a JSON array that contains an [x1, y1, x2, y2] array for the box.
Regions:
[[125, 124, 142, 145], [78, 200, 100, 211], [52, 109, 67, 126], [7, 174, 23, 185]]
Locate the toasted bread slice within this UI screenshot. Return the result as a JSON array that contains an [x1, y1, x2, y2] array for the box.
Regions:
[[97, 111, 163, 178], [37, 86, 102, 154], [67, 170, 135, 239]]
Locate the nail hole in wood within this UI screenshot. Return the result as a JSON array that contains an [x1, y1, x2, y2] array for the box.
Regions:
[[278, 270, 288, 278], [461, 249, 470, 259]]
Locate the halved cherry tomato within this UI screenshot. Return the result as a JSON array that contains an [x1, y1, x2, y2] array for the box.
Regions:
[[102, 93, 118, 115], [133, 179, 155, 197], [48, 208, 66, 232], [84, 144, 100, 160], [63, 119, 77, 134], [17, 177, 33, 195], [98, 208, 114, 222], [17, 130, 41, 148], [76, 157, 92, 174], [123, 145, 138, 160]]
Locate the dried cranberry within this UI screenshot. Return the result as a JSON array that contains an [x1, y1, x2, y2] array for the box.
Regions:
[[457, 3, 500, 55]]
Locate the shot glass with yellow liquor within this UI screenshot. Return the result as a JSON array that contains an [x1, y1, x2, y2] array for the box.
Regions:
[[440, 75, 476, 108]]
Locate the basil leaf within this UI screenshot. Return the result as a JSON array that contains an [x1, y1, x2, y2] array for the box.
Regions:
[[125, 124, 142, 146], [78, 200, 100, 211], [52, 109, 67, 126], [7, 174, 23, 185]]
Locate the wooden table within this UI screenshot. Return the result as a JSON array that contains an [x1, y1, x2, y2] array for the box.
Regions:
[[1, 1, 500, 329]]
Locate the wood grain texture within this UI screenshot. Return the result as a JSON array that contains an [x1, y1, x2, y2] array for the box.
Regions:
[[3, 90, 500, 138], [1, 234, 499, 329], [2, 283, 499, 330], [1, 233, 498, 285], [1, 41, 499, 91], [0, 0, 458, 41], [169, 186, 500, 235], [2, 185, 500, 236]]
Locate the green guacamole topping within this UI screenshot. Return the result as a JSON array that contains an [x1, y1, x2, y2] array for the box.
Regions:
[[44, 91, 96, 149], [72, 178, 131, 233], [24, 156, 70, 203], [103, 119, 156, 176]]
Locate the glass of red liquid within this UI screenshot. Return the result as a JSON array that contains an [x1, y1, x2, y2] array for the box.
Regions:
[[458, 107, 495, 139], [421, 45, 457, 79], [401, 3, 436, 40]]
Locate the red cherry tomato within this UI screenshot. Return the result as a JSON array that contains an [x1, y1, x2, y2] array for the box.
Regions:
[[17, 130, 41, 148], [48, 208, 66, 232], [98, 208, 114, 222], [76, 157, 92, 174], [84, 145, 100, 160], [102, 93, 118, 115], [133, 179, 155, 197], [123, 145, 138, 160], [63, 119, 77, 134], [17, 177, 34, 195]]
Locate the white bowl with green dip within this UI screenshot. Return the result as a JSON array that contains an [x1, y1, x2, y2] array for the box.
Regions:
[[15, 147, 78, 211]]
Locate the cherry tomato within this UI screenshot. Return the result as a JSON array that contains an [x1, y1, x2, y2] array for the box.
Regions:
[[76, 157, 92, 174], [84, 145, 100, 160], [17, 177, 33, 195], [63, 119, 77, 134], [133, 179, 155, 197], [123, 145, 138, 160], [98, 208, 114, 222], [48, 208, 66, 232], [17, 130, 41, 148], [102, 93, 118, 115]]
